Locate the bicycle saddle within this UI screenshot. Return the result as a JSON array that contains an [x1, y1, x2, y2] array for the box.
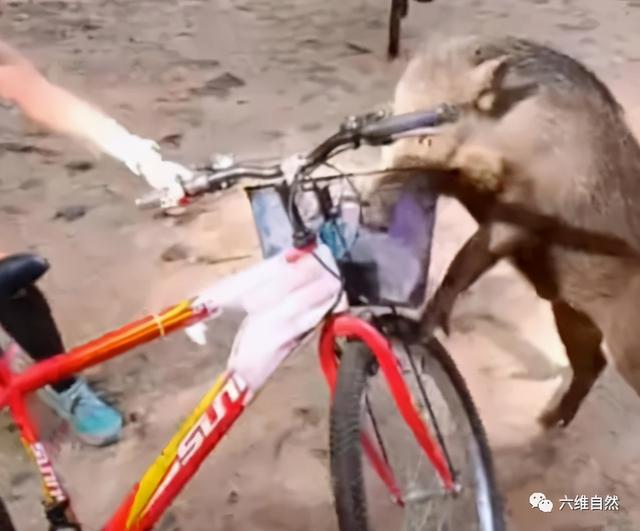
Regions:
[[0, 253, 49, 300]]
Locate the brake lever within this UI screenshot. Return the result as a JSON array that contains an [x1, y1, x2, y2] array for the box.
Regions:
[[134, 191, 191, 211], [134, 190, 168, 210]]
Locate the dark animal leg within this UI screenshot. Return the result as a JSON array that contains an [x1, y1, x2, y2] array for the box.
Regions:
[[540, 301, 606, 428], [422, 222, 526, 336]]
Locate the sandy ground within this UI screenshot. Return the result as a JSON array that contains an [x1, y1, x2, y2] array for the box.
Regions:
[[2, 0, 640, 529]]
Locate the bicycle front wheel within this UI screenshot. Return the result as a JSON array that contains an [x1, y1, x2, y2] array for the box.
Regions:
[[329, 319, 504, 531]]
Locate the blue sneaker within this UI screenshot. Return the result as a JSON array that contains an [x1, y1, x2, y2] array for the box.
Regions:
[[39, 379, 123, 447]]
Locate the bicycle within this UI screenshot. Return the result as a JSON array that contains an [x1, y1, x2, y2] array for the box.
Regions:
[[0, 105, 504, 530]]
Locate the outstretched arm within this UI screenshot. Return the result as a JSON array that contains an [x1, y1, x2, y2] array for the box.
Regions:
[[0, 39, 192, 200], [0, 40, 141, 159]]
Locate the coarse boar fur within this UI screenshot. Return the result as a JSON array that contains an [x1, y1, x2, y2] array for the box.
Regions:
[[371, 34, 640, 428]]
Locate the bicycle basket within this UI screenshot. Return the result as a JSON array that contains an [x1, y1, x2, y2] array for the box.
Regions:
[[245, 180, 436, 309]]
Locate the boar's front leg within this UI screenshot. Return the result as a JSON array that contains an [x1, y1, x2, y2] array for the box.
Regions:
[[421, 221, 528, 336]]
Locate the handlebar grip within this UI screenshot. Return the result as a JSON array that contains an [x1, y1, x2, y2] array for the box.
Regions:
[[360, 105, 458, 143], [135, 174, 234, 211]]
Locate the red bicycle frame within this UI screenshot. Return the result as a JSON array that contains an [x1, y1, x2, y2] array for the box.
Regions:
[[0, 244, 454, 530]]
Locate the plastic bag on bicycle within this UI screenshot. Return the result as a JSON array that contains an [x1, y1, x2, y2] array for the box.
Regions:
[[246, 182, 437, 309]]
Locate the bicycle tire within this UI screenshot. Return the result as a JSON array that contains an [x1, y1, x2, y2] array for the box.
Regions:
[[329, 320, 504, 531], [0, 497, 17, 531]]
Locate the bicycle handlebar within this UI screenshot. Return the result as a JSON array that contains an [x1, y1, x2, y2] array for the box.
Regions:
[[359, 106, 457, 140], [134, 104, 458, 210], [134, 165, 284, 209]]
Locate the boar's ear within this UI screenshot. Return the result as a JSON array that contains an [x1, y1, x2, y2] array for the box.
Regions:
[[470, 54, 509, 92], [469, 55, 509, 112]]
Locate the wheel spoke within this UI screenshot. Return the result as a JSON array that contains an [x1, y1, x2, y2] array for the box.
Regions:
[[365, 391, 393, 472], [404, 489, 448, 503], [401, 339, 457, 483]]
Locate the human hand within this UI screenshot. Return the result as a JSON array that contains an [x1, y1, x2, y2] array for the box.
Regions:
[[118, 134, 194, 205], [136, 157, 194, 205]]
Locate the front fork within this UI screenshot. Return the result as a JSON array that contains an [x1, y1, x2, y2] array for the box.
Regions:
[[0, 343, 81, 530], [318, 314, 456, 502]]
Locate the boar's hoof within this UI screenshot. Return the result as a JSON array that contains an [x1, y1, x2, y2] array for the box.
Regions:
[[537, 406, 572, 430], [421, 295, 453, 337]]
